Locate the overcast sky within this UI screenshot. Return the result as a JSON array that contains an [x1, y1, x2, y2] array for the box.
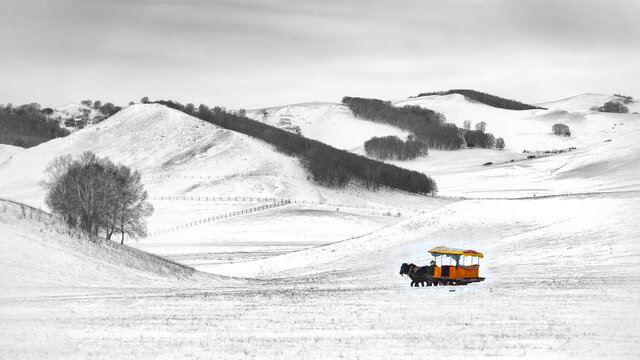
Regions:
[[1, 0, 638, 109]]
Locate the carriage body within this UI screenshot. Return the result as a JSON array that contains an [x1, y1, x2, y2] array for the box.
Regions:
[[433, 264, 479, 279], [428, 246, 484, 285]]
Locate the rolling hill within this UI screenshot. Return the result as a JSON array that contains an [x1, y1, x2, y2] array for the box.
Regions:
[[0, 103, 448, 268], [2, 92, 639, 359], [240, 93, 640, 198]]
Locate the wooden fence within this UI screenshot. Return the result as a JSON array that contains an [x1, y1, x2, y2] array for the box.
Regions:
[[147, 200, 291, 237]]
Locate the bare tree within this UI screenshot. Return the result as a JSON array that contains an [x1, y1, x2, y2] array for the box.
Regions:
[[475, 121, 486, 132], [43, 155, 76, 225], [66, 152, 114, 234], [111, 165, 153, 244], [198, 104, 210, 115], [463, 120, 471, 130], [43, 152, 153, 242], [80, 108, 91, 125]]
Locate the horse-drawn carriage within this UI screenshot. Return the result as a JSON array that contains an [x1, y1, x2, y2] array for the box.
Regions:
[[400, 246, 485, 287]]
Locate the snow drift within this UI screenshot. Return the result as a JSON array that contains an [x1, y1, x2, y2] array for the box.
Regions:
[[0, 200, 219, 299]]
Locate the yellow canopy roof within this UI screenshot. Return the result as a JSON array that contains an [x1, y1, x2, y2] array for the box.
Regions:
[[429, 246, 484, 258]]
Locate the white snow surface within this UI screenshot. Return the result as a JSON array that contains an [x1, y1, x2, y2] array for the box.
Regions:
[[2, 192, 638, 358], [1, 95, 640, 359], [0, 144, 22, 164]]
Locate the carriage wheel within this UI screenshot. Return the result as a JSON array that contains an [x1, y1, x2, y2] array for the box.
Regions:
[[433, 279, 438, 286], [426, 279, 432, 286]]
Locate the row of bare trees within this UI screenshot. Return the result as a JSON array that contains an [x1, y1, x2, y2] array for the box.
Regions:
[[79, 100, 123, 117], [43, 151, 153, 244], [0, 103, 70, 147]]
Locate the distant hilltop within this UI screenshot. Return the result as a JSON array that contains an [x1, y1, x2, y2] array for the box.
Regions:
[[415, 89, 546, 111]]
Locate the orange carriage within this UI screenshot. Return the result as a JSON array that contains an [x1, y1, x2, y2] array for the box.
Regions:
[[400, 246, 485, 286]]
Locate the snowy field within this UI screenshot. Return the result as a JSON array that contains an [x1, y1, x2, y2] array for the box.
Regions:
[[1, 193, 639, 359], [1, 94, 640, 358]]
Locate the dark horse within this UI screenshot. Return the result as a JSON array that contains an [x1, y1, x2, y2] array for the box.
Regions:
[[399, 263, 434, 287]]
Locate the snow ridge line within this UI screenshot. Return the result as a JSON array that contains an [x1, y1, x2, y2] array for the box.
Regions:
[[0, 197, 111, 244], [151, 195, 280, 202], [147, 200, 291, 237], [143, 172, 294, 180], [0, 198, 197, 274], [149, 195, 428, 215], [0, 197, 57, 222], [435, 190, 640, 201]]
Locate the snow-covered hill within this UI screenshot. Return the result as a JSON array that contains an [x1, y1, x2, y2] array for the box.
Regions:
[[537, 93, 640, 113], [49, 103, 107, 130], [246, 102, 408, 154], [247, 93, 639, 165], [241, 93, 640, 198], [395, 93, 638, 152], [389, 93, 640, 196], [2, 94, 640, 359], [1, 104, 431, 205], [0, 104, 302, 206], [0, 103, 447, 267]]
